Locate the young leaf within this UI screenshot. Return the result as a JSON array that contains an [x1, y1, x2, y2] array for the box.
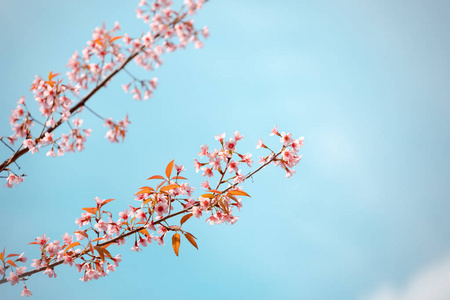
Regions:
[[172, 233, 181, 256], [160, 184, 180, 192], [201, 193, 215, 199], [180, 213, 193, 226], [82, 207, 97, 214], [6, 253, 19, 258], [208, 189, 222, 194], [102, 199, 115, 206], [0, 248, 4, 261], [227, 190, 251, 197], [166, 159, 175, 179], [184, 233, 198, 250], [172, 176, 188, 180], [74, 230, 89, 238], [101, 246, 112, 258], [64, 242, 80, 252], [140, 228, 150, 237], [6, 260, 17, 267], [109, 36, 123, 43], [147, 175, 165, 180], [94, 246, 105, 262]]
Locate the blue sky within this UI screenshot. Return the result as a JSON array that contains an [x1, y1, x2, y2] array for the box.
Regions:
[[0, 0, 449, 299]]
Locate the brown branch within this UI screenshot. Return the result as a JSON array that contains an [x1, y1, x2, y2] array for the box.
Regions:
[[0, 13, 188, 174], [0, 149, 281, 285]]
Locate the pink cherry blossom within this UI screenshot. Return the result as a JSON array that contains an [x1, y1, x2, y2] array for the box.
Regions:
[[43, 268, 57, 278], [174, 164, 185, 173], [7, 271, 19, 286], [200, 180, 210, 189], [201, 166, 213, 178], [228, 160, 239, 173], [36, 234, 50, 246], [17, 252, 27, 263], [198, 144, 209, 157], [270, 125, 279, 136], [72, 118, 83, 127], [224, 138, 236, 151], [241, 153, 253, 167], [202, 26, 209, 38], [234, 131, 244, 141], [46, 148, 56, 157], [192, 206, 202, 218], [214, 133, 225, 142], [233, 170, 246, 184], [4, 173, 24, 188], [155, 202, 169, 216], [280, 132, 293, 146], [135, 209, 147, 221], [21, 286, 32, 297], [256, 138, 265, 149]]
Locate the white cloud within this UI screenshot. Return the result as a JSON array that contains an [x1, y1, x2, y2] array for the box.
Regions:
[[361, 254, 450, 300]]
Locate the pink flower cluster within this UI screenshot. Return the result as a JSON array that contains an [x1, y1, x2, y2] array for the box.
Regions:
[[194, 131, 253, 187], [0, 251, 29, 296], [4, 173, 24, 188], [258, 125, 304, 178], [104, 115, 131, 143], [2, 0, 208, 188], [0, 127, 304, 296]]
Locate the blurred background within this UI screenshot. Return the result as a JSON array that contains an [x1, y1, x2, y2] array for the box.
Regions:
[[0, 0, 449, 299]]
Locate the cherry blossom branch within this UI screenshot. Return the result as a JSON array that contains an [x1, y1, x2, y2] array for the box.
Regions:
[[0, 149, 281, 285], [0, 20, 169, 173], [0, 127, 304, 297], [1, 0, 209, 188]]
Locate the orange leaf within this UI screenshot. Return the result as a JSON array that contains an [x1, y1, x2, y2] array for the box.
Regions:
[[227, 194, 238, 201], [208, 189, 222, 194], [102, 199, 115, 205], [101, 246, 112, 258], [64, 242, 80, 252], [140, 229, 150, 237], [109, 36, 123, 43], [45, 80, 55, 87], [166, 160, 175, 179], [6, 253, 19, 258], [147, 175, 165, 180], [201, 193, 215, 199], [89, 243, 94, 255], [227, 190, 251, 197], [156, 181, 166, 191], [94, 246, 105, 261], [143, 198, 153, 205], [91, 237, 104, 243], [172, 233, 181, 256], [135, 189, 152, 195], [139, 186, 153, 190], [6, 260, 17, 267], [184, 233, 198, 250], [0, 248, 4, 261], [160, 184, 180, 192], [74, 230, 89, 238], [82, 207, 97, 214], [172, 176, 188, 180], [94, 39, 104, 46], [28, 242, 38, 245], [180, 213, 193, 226]]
